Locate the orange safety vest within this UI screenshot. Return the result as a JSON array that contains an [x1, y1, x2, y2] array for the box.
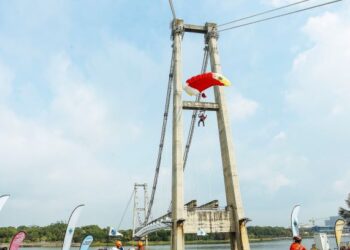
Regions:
[[290, 242, 307, 250]]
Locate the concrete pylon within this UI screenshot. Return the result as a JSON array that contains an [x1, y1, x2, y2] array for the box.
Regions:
[[171, 19, 185, 250], [206, 23, 250, 250]]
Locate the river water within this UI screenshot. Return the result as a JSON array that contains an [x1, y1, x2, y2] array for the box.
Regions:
[[23, 237, 350, 250]]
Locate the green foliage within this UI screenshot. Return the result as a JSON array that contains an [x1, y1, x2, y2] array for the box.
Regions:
[[0, 224, 309, 244], [339, 193, 350, 226], [0, 227, 17, 243], [0, 223, 111, 244], [247, 226, 291, 238], [148, 230, 171, 241]]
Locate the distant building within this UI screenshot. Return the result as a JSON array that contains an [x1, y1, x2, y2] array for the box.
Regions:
[[324, 216, 341, 227]]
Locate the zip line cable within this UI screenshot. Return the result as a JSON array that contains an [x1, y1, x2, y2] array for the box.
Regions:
[[117, 190, 135, 230], [218, 0, 313, 27], [219, 0, 344, 32], [145, 49, 175, 224]]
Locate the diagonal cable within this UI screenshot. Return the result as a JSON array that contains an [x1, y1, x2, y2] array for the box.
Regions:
[[145, 49, 175, 224], [219, 0, 344, 32], [218, 0, 313, 27], [117, 190, 134, 230]]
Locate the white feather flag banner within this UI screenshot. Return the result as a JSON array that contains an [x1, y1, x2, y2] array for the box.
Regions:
[[291, 204, 301, 237], [0, 195, 10, 213], [62, 204, 85, 250]]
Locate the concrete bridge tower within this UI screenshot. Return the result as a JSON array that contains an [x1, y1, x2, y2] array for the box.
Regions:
[[171, 19, 250, 250]]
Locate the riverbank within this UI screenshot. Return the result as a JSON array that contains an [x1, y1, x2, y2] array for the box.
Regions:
[[0, 237, 297, 248]]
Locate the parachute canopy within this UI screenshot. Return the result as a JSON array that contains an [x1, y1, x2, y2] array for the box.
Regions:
[[184, 72, 231, 96]]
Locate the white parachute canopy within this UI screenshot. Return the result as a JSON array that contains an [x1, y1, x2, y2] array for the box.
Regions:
[[0, 195, 10, 212], [291, 205, 301, 237], [62, 204, 85, 250]]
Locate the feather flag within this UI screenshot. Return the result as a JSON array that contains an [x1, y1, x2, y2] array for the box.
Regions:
[[9, 231, 26, 250], [79, 235, 93, 250], [335, 219, 345, 249], [0, 194, 10, 213], [109, 227, 123, 237], [62, 204, 85, 250], [291, 205, 301, 237]]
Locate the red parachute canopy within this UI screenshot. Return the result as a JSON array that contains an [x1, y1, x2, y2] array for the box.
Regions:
[[184, 72, 231, 96]]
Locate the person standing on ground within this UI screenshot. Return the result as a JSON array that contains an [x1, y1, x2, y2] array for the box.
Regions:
[[136, 241, 144, 250], [115, 241, 124, 250], [290, 236, 307, 250]]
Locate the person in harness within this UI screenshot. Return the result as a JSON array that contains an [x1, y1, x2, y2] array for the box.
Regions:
[[198, 111, 207, 127], [290, 236, 307, 250]]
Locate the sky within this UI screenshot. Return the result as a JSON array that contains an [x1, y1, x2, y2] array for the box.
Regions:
[[0, 0, 349, 230]]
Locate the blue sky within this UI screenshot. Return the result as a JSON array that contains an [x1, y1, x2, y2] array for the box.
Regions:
[[0, 0, 349, 229]]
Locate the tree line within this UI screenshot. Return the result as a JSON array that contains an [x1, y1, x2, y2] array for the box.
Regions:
[[0, 223, 312, 243]]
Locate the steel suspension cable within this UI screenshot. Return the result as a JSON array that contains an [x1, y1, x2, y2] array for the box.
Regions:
[[117, 190, 135, 230], [145, 49, 175, 224], [218, 0, 313, 27], [219, 0, 344, 32], [168, 0, 177, 19]]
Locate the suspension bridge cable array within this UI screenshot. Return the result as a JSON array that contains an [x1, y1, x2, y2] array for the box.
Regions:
[[117, 190, 135, 230], [218, 0, 313, 27], [145, 49, 175, 224], [219, 0, 344, 32]]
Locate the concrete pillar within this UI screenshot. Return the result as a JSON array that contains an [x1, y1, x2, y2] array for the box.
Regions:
[[206, 23, 250, 250], [171, 19, 185, 250]]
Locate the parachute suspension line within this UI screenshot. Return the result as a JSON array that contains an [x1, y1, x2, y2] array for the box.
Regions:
[[117, 189, 135, 231], [145, 48, 176, 224], [183, 44, 209, 170]]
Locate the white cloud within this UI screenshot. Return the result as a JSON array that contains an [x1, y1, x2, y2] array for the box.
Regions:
[[230, 93, 259, 121], [0, 52, 133, 226], [241, 164, 292, 192], [0, 60, 14, 100], [240, 152, 309, 193], [47, 53, 116, 148], [286, 9, 350, 116], [273, 131, 287, 141], [262, 173, 291, 192], [333, 170, 350, 193]]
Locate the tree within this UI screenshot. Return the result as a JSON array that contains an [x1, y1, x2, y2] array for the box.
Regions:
[[339, 193, 350, 226]]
